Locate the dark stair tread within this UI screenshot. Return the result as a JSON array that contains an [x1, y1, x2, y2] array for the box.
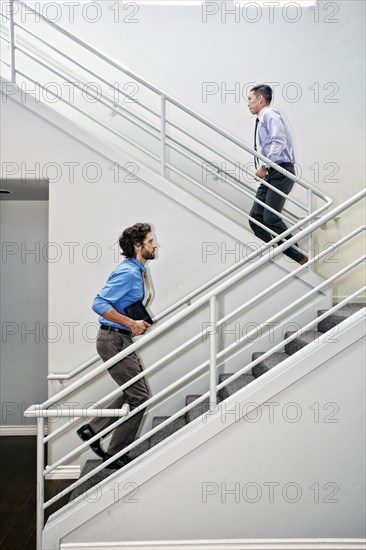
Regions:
[[252, 351, 290, 378], [150, 416, 187, 448], [284, 330, 323, 355], [318, 304, 365, 333], [218, 372, 255, 401], [185, 394, 210, 423], [70, 459, 112, 500], [129, 437, 151, 460]]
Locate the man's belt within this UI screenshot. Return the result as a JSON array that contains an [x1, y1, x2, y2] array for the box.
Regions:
[[100, 325, 131, 336], [268, 162, 294, 172]]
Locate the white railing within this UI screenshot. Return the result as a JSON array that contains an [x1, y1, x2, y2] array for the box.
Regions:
[[1, 0, 331, 261], [24, 191, 365, 550]]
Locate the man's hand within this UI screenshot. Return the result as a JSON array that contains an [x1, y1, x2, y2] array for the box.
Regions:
[[255, 167, 268, 179], [130, 320, 150, 336], [100, 308, 150, 335]]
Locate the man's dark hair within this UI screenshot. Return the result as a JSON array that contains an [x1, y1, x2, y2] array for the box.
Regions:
[[119, 223, 152, 258], [250, 84, 273, 104]]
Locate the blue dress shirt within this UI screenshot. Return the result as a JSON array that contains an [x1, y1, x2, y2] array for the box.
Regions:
[[92, 258, 146, 330], [257, 106, 295, 165]]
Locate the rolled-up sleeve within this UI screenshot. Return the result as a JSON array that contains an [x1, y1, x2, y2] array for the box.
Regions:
[[92, 267, 133, 315]]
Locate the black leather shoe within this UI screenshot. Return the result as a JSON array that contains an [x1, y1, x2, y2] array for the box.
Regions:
[[76, 424, 105, 459], [103, 453, 132, 470]]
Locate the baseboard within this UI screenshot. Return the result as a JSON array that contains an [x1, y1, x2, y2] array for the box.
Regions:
[[45, 466, 81, 480], [60, 539, 366, 550], [0, 424, 48, 436]]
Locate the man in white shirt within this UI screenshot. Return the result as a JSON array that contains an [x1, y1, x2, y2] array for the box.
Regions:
[[248, 84, 308, 265]]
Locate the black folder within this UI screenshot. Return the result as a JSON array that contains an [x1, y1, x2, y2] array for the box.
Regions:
[[124, 301, 153, 325]]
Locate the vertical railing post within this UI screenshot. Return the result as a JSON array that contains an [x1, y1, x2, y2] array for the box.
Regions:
[[209, 296, 217, 406], [9, 0, 16, 83], [160, 95, 166, 178], [307, 188, 313, 267], [36, 416, 45, 550]]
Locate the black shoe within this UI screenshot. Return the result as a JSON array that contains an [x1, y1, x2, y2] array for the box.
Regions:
[[76, 424, 105, 459], [103, 453, 132, 470]]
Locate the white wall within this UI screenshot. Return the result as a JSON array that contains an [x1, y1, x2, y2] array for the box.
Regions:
[[0, 200, 48, 426]]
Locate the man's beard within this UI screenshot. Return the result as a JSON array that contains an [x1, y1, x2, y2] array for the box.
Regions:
[[141, 248, 155, 260]]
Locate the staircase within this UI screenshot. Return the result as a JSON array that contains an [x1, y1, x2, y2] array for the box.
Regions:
[[39, 298, 365, 548], [70, 304, 365, 500]]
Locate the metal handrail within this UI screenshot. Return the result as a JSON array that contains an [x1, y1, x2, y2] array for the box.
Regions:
[[11, 65, 303, 251], [27, 254, 365, 509], [12, 65, 305, 241], [11, 14, 304, 223], [29, 202, 365, 507], [13, 39, 302, 226], [7, 1, 330, 198], [11, 38, 304, 232], [24, 247, 365, 523], [8, 19, 312, 222], [40, 225, 365, 456], [47, 194, 331, 383], [44, 225, 363, 445], [29, 190, 365, 411], [48, 199, 330, 382], [25, 250, 365, 504]]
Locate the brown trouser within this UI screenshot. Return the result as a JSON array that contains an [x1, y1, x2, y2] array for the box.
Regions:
[[89, 328, 149, 456]]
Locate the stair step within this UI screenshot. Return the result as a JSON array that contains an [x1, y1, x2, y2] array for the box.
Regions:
[[70, 459, 111, 501], [150, 416, 187, 448], [218, 373, 255, 401], [284, 330, 323, 355], [252, 351, 290, 378], [129, 437, 151, 460], [185, 395, 210, 423], [318, 304, 365, 333]]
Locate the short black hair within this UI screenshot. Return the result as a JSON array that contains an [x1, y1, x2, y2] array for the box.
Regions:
[[119, 223, 152, 259], [250, 84, 273, 104]]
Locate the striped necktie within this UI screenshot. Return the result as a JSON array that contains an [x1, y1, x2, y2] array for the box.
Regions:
[[143, 270, 153, 307]]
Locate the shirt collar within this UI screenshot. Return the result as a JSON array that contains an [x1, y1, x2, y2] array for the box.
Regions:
[[128, 257, 146, 272], [257, 106, 270, 123]]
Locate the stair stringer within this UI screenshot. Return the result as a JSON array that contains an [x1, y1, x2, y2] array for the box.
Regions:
[[43, 309, 366, 548]]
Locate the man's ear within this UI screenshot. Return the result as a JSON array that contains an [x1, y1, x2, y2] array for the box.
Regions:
[[133, 241, 141, 254]]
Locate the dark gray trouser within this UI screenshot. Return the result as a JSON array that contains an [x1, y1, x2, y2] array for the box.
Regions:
[[89, 329, 149, 456], [249, 166, 304, 263]]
